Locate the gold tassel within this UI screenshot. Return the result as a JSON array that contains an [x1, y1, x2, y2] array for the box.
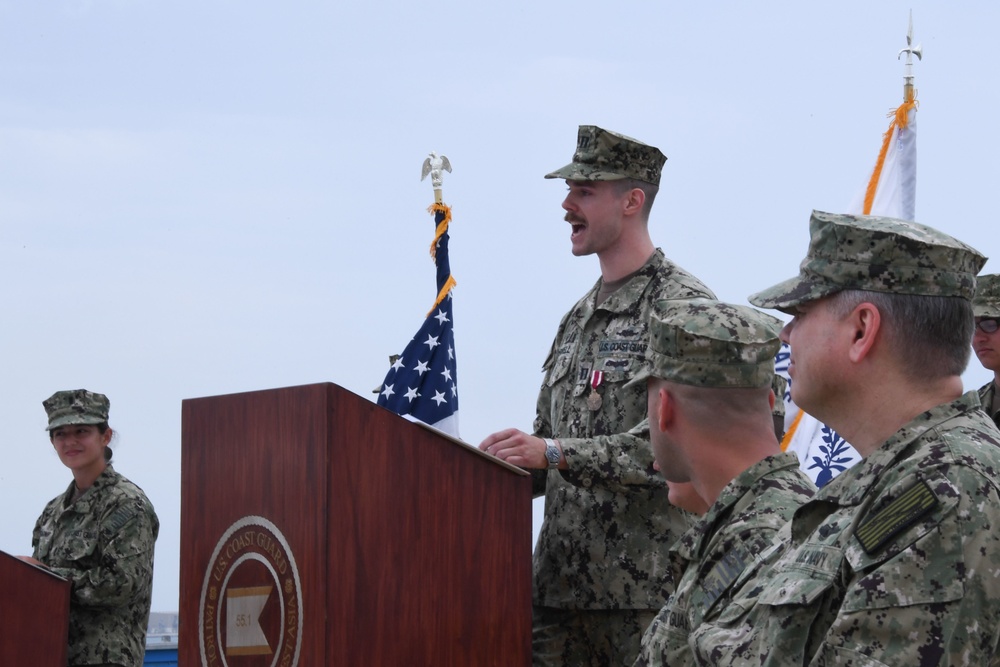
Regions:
[[862, 98, 918, 215], [425, 203, 456, 316], [427, 203, 452, 261]]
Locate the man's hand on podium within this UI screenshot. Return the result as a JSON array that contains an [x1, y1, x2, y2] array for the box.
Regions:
[[479, 428, 564, 470]]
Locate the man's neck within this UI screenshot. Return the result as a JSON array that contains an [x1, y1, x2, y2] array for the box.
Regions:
[[831, 375, 964, 457], [693, 434, 781, 507], [598, 238, 656, 282]]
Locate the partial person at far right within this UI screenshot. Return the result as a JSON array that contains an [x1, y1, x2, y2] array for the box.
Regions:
[[973, 273, 1000, 428]]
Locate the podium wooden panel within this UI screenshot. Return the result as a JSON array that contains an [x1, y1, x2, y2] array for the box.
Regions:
[[180, 382, 532, 666], [0, 549, 70, 666]]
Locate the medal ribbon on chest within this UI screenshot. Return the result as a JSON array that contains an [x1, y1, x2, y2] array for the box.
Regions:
[[587, 370, 604, 411]]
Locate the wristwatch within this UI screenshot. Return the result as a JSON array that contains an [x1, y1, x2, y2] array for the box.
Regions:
[[543, 438, 561, 469]]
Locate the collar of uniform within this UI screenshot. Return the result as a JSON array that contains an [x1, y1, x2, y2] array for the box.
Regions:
[[980, 381, 999, 417], [581, 248, 663, 322], [814, 392, 984, 506], [674, 451, 802, 561], [61, 464, 118, 507]]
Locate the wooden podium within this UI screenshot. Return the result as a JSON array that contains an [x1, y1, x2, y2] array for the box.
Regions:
[[179, 382, 532, 666], [0, 550, 71, 666]]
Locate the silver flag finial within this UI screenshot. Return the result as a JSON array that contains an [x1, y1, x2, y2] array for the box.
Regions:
[[898, 10, 922, 102]]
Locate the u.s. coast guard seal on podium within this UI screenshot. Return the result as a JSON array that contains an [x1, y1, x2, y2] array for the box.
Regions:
[[199, 516, 303, 666]]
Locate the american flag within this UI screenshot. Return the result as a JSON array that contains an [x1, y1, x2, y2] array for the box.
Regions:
[[376, 203, 459, 437]]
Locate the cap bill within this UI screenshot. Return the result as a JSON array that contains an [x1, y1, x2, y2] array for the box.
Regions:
[[544, 162, 627, 181], [748, 274, 839, 314]]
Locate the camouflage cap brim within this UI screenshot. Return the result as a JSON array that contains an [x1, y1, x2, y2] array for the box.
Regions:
[[748, 273, 842, 314], [544, 163, 627, 182], [45, 413, 107, 431], [973, 304, 1000, 318]]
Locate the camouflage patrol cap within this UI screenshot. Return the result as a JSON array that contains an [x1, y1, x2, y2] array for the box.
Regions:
[[43, 389, 110, 431], [544, 125, 666, 186], [641, 298, 784, 388], [749, 210, 987, 313], [973, 273, 1000, 318]]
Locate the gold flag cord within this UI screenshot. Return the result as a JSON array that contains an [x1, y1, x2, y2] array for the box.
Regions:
[[427, 202, 456, 315]]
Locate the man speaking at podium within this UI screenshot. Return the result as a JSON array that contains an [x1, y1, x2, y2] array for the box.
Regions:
[[480, 125, 714, 666]]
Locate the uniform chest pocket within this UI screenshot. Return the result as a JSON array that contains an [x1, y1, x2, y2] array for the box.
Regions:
[[577, 365, 629, 394], [841, 523, 965, 612], [709, 591, 756, 627], [593, 366, 629, 384], [545, 353, 573, 389], [57, 528, 99, 564], [594, 356, 636, 377], [758, 544, 844, 608]]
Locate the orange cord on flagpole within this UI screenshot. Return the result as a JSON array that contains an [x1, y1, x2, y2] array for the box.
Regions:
[[428, 203, 452, 260], [427, 202, 457, 315], [862, 98, 917, 215], [428, 275, 457, 315]]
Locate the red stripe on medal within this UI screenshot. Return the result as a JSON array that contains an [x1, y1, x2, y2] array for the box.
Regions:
[[591, 371, 604, 390], [587, 371, 604, 411]]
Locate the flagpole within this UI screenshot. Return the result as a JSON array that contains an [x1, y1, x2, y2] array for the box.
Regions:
[[784, 14, 924, 486], [375, 151, 461, 437], [898, 10, 922, 104], [420, 151, 457, 312]]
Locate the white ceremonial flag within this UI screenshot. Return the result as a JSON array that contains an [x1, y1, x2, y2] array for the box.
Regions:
[[780, 22, 919, 487], [846, 98, 917, 220]]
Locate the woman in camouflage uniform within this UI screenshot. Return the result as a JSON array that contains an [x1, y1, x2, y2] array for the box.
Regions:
[[27, 389, 159, 667]]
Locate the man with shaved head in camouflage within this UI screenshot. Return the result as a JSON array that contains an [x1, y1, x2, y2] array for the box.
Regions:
[[690, 211, 1000, 666], [480, 125, 714, 666], [632, 298, 815, 667]]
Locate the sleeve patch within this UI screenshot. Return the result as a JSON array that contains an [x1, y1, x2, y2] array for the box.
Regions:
[[105, 505, 137, 535], [699, 535, 772, 611], [854, 479, 938, 555]]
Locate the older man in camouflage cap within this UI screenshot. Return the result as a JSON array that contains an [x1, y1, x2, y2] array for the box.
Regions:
[[973, 273, 1000, 428], [632, 299, 815, 667], [687, 210, 1000, 666], [480, 125, 714, 666]]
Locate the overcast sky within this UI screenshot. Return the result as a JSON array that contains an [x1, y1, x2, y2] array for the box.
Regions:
[[1, 1, 997, 613]]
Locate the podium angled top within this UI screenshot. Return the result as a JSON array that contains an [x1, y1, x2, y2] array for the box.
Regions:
[[0, 550, 69, 583], [182, 381, 530, 476], [406, 415, 530, 476]]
